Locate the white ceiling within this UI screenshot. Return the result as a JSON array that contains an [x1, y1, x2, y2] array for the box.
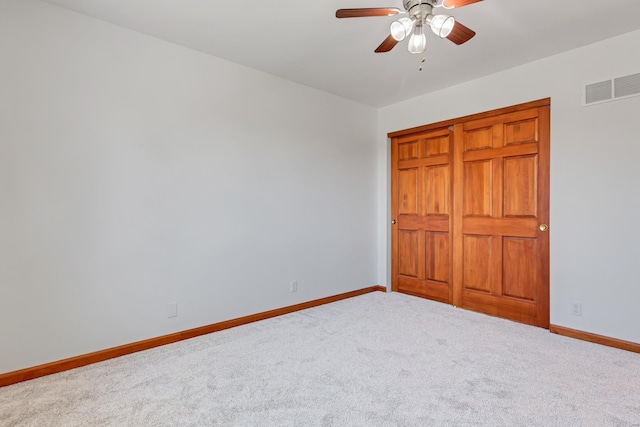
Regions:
[[41, 0, 640, 107]]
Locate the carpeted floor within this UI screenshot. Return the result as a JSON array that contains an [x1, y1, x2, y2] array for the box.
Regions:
[[1, 292, 639, 426]]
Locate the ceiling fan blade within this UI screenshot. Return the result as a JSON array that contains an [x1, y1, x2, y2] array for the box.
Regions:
[[442, 0, 483, 8], [375, 34, 399, 53], [446, 21, 476, 45], [336, 8, 400, 18]]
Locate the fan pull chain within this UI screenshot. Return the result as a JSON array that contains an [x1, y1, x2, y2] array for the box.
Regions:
[[419, 57, 426, 71]]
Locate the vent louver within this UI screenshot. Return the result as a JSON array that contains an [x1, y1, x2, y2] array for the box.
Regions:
[[585, 80, 612, 104], [583, 72, 640, 106], [614, 73, 640, 98]]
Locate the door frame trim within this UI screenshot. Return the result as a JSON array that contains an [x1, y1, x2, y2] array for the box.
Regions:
[[388, 98, 551, 139]]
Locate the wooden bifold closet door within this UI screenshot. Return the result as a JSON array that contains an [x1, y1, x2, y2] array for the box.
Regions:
[[391, 99, 550, 328]]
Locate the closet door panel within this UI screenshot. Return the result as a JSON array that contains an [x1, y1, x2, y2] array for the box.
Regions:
[[391, 99, 549, 328], [455, 105, 550, 328], [392, 128, 453, 304]]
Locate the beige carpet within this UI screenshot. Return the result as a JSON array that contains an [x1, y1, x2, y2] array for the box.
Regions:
[[1, 292, 639, 426]]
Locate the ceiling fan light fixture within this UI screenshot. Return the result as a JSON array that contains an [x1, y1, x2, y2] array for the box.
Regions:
[[407, 24, 427, 54], [390, 17, 415, 41], [429, 14, 455, 38], [436, 0, 456, 9], [334, 0, 480, 54]]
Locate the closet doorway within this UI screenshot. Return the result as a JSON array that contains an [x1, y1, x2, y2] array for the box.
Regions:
[[390, 99, 550, 328]]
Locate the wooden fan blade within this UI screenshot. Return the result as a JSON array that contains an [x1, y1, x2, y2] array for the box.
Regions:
[[375, 34, 399, 53], [336, 8, 400, 18], [442, 0, 483, 8], [446, 21, 476, 45]]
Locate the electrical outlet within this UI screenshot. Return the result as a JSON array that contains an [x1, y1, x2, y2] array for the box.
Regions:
[[167, 302, 178, 318], [570, 301, 582, 316], [290, 280, 298, 293]]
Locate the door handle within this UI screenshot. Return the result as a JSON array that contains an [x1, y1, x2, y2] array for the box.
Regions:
[[392, 219, 397, 225], [539, 224, 549, 232]]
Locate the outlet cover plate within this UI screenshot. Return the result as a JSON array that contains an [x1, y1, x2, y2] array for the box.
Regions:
[[570, 301, 582, 316], [167, 302, 178, 318]]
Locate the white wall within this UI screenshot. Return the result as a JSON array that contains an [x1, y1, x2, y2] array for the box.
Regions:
[[0, 0, 378, 374], [378, 30, 640, 344]]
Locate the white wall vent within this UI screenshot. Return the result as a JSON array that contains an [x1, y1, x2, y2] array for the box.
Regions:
[[583, 72, 640, 106], [584, 80, 613, 105], [614, 73, 640, 98]]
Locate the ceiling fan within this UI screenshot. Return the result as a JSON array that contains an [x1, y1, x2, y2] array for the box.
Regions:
[[336, 0, 482, 54]]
